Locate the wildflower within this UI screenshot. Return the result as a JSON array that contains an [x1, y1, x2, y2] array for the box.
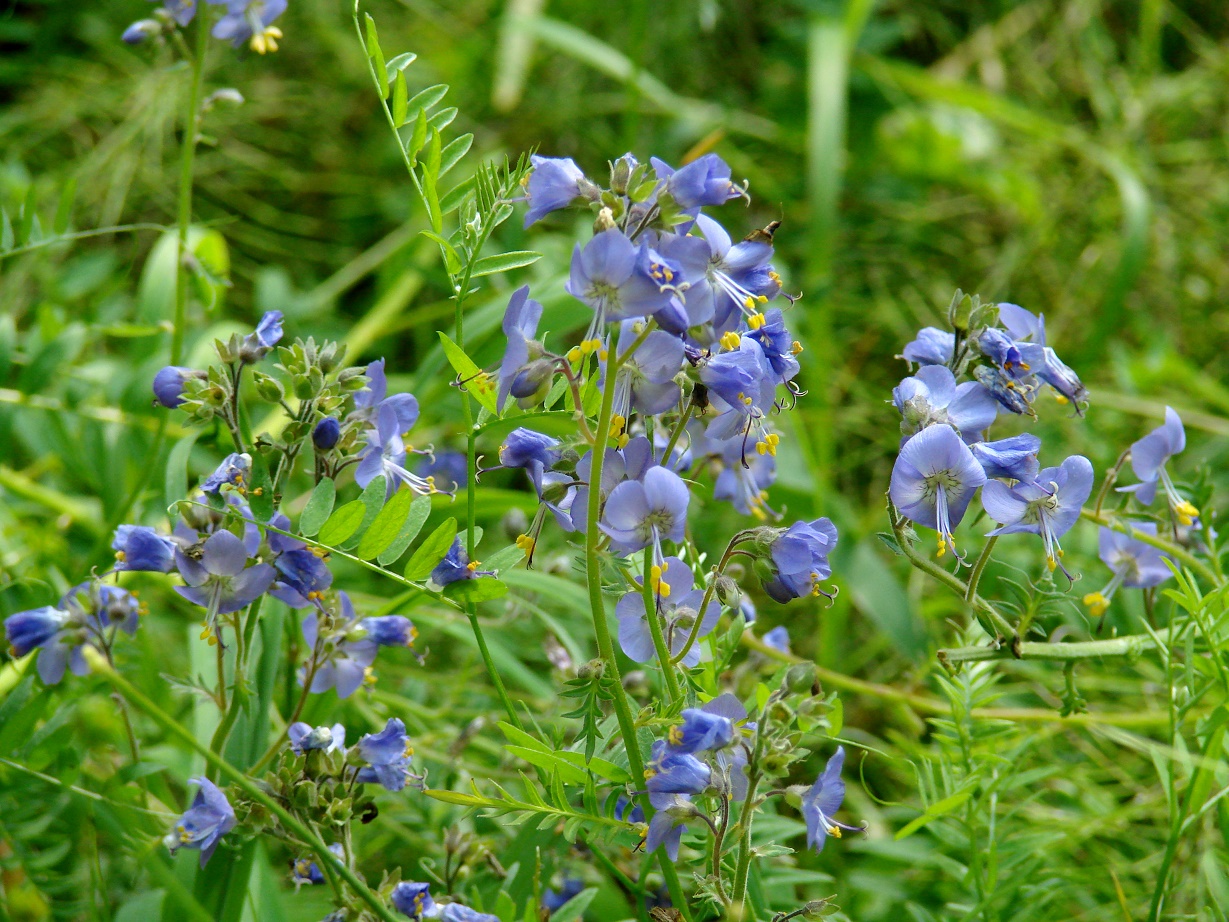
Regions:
[[600, 466, 690, 556], [291, 843, 344, 887], [969, 434, 1042, 482], [1083, 523, 1174, 617], [802, 747, 859, 853], [4, 606, 73, 685], [996, 303, 1087, 406], [893, 365, 998, 444], [355, 404, 439, 498], [668, 708, 733, 753], [237, 309, 284, 362], [496, 286, 550, 412], [744, 308, 800, 386], [11, 582, 145, 685], [164, 777, 235, 868], [355, 718, 414, 792], [982, 455, 1093, 573], [122, 19, 162, 43], [111, 524, 177, 573], [570, 437, 654, 534], [889, 423, 987, 558], [391, 881, 436, 919], [542, 878, 585, 912], [301, 594, 414, 698], [418, 451, 467, 494], [712, 435, 776, 519], [760, 517, 839, 604], [152, 366, 201, 407], [288, 722, 345, 755], [645, 792, 693, 860], [429, 537, 494, 587], [565, 229, 679, 333], [209, 0, 287, 54], [439, 907, 500, 922], [201, 452, 252, 495], [362, 616, 417, 647], [175, 530, 276, 620], [351, 358, 420, 433], [270, 548, 333, 608], [762, 625, 790, 654], [498, 428, 561, 495], [652, 153, 744, 211], [1118, 407, 1200, 524], [699, 336, 775, 442], [615, 556, 720, 668], [615, 795, 645, 824], [600, 321, 685, 420], [901, 327, 954, 367], [977, 328, 1041, 381], [973, 365, 1035, 416], [645, 740, 711, 794], [312, 417, 340, 450], [523, 155, 599, 227]]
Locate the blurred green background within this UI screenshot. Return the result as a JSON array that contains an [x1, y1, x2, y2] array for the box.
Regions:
[[2, 0, 1229, 919]]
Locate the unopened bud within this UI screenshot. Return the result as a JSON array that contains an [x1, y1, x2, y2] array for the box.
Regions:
[[714, 574, 742, 608], [577, 658, 605, 680], [783, 662, 817, 695], [252, 371, 285, 402]]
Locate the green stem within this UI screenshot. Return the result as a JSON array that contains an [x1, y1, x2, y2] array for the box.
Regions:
[[964, 536, 997, 602], [938, 631, 1166, 664], [670, 534, 749, 665], [170, 12, 209, 367], [1081, 509, 1220, 587], [642, 547, 682, 704], [91, 659, 403, 922]]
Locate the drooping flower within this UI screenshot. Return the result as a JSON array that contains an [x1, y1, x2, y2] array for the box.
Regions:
[[761, 517, 839, 604], [201, 452, 252, 495], [889, 423, 987, 558], [438, 907, 501, 922], [615, 557, 720, 668], [600, 467, 690, 556], [287, 722, 345, 755], [565, 229, 679, 333], [893, 365, 998, 444], [801, 747, 859, 853], [498, 428, 561, 496], [599, 321, 685, 425], [355, 718, 415, 792], [156, 0, 197, 25], [497, 286, 550, 412], [1118, 407, 1200, 525], [977, 328, 1042, 381], [429, 538, 494, 587], [762, 625, 790, 655], [237, 309, 284, 362], [174, 529, 276, 620], [969, 434, 1042, 482], [744, 307, 801, 386], [4, 606, 72, 685], [996, 303, 1087, 407], [351, 358, 420, 433], [391, 881, 436, 920], [164, 777, 236, 868], [122, 19, 162, 43], [973, 365, 1036, 417], [901, 327, 955, 367], [209, 0, 287, 54], [981, 455, 1094, 574], [644, 740, 711, 795], [152, 366, 201, 408], [111, 524, 177, 573], [699, 335, 776, 442], [667, 708, 733, 754], [355, 404, 439, 498], [523, 155, 599, 227], [1083, 523, 1174, 617], [712, 434, 776, 520], [312, 417, 341, 450], [652, 153, 744, 211], [644, 792, 692, 861], [291, 843, 344, 887], [570, 438, 654, 534], [301, 593, 414, 698]]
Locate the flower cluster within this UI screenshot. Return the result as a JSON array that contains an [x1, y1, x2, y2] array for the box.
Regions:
[[123, 0, 288, 54]]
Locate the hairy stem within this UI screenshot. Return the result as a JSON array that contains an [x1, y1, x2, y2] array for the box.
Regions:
[[642, 546, 683, 704]]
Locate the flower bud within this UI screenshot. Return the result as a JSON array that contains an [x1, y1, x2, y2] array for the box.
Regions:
[[312, 417, 341, 450], [152, 366, 202, 408], [947, 289, 975, 332], [122, 18, 161, 44], [714, 574, 742, 608], [782, 662, 817, 695], [610, 153, 638, 195], [252, 371, 285, 402], [577, 658, 605, 680]]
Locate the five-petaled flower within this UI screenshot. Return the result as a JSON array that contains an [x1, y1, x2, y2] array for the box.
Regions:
[[164, 777, 236, 868], [1118, 407, 1200, 525], [982, 454, 1094, 575], [802, 746, 861, 852], [889, 423, 987, 559], [1083, 523, 1174, 618]]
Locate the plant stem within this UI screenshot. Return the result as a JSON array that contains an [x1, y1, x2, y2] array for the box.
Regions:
[[964, 536, 997, 602], [1080, 509, 1220, 587], [938, 631, 1166, 664], [670, 534, 749, 665], [642, 546, 683, 705], [170, 12, 209, 367]]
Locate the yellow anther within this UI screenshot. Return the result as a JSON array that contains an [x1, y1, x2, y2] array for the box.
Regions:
[[720, 331, 742, 351], [1055, 394, 1069, 404], [200, 626, 212, 641], [1046, 555, 1057, 572], [115, 550, 126, 562], [768, 270, 782, 283], [516, 534, 536, 553], [1083, 592, 1110, 617], [250, 25, 282, 54], [410, 625, 419, 643], [740, 393, 753, 406], [312, 547, 330, 559], [756, 295, 768, 304], [363, 666, 377, 686], [1176, 500, 1200, 526], [643, 767, 658, 780], [750, 506, 767, 522], [827, 825, 842, 838], [598, 348, 608, 361], [756, 441, 768, 456], [937, 537, 948, 559], [668, 725, 684, 746], [747, 312, 766, 329], [650, 564, 663, 581], [566, 346, 583, 363], [743, 296, 756, 310], [790, 340, 804, 355], [130, 589, 140, 597], [467, 560, 480, 571], [616, 433, 629, 449], [404, 741, 415, 758]]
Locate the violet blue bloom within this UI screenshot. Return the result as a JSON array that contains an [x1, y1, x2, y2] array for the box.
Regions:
[[355, 718, 414, 791], [1083, 523, 1174, 617], [355, 404, 438, 498], [978, 327, 1041, 381], [802, 747, 859, 853], [615, 795, 645, 825], [763, 625, 791, 655], [702, 693, 754, 798], [762, 517, 839, 604], [600, 466, 690, 555], [201, 452, 252, 494], [391, 881, 436, 919], [4, 606, 72, 685], [164, 777, 236, 868], [497, 285, 548, 412], [645, 792, 691, 861], [982, 455, 1094, 574], [312, 417, 340, 450], [156, 0, 197, 25], [352, 358, 421, 434], [969, 434, 1042, 482], [291, 843, 344, 887], [996, 303, 1087, 407], [571, 437, 654, 534], [175, 530, 275, 617], [889, 423, 987, 558], [652, 153, 743, 211], [152, 366, 198, 408], [429, 538, 494, 587], [362, 615, 417, 647], [668, 708, 733, 754], [600, 321, 685, 419], [973, 365, 1035, 417], [699, 336, 775, 442], [893, 365, 998, 444], [439, 906, 500, 922], [208, 0, 287, 53], [301, 593, 376, 698], [712, 435, 776, 519], [238, 309, 284, 362], [270, 548, 333, 608], [288, 722, 345, 755], [122, 19, 162, 43], [1118, 407, 1199, 524], [901, 327, 955, 367], [418, 451, 467, 495], [498, 428, 561, 496], [745, 308, 800, 385], [616, 557, 719, 668], [523, 155, 597, 227], [645, 740, 711, 794], [565, 229, 680, 332], [111, 524, 177, 573]]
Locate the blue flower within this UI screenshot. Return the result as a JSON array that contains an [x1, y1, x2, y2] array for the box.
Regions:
[[901, 327, 954, 367], [418, 451, 468, 495], [600, 466, 690, 556], [361, 615, 417, 647], [973, 365, 1035, 417], [4, 606, 72, 684], [208, 0, 287, 53], [745, 308, 800, 386], [889, 424, 987, 558], [615, 557, 719, 668], [355, 718, 414, 791], [645, 739, 711, 794], [699, 336, 775, 442], [600, 321, 685, 420], [570, 438, 654, 534], [270, 547, 333, 608], [312, 417, 340, 450], [164, 777, 235, 868], [523, 155, 597, 227], [1118, 407, 1199, 524], [615, 795, 645, 824], [301, 593, 378, 698], [982, 455, 1094, 573], [175, 530, 275, 621], [893, 365, 997, 444], [762, 625, 790, 654], [498, 428, 561, 496], [1083, 523, 1174, 617], [352, 358, 421, 433], [201, 452, 252, 495], [238, 309, 284, 362], [391, 881, 436, 919], [668, 708, 733, 753], [497, 286, 550, 412], [13, 582, 146, 685], [542, 878, 585, 912], [565, 229, 679, 332], [652, 153, 744, 211], [712, 434, 776, 519], [762, 518, 839, 604], [291, 843, 344, 887], [288, 722, 345, 755], [969, 434, 1042, 482], [356, 404, 438, 498], [996, 303, 1087, 407], [439, 907, 500, 922], [977, 328, 1042, 381], [802, 747, 859, 852], [122, 19, 162, 43], [645, 792, 691, 860], [152, 366, 199, 408], [429, 538, 494, 587], [111, 524, 177, 573]]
